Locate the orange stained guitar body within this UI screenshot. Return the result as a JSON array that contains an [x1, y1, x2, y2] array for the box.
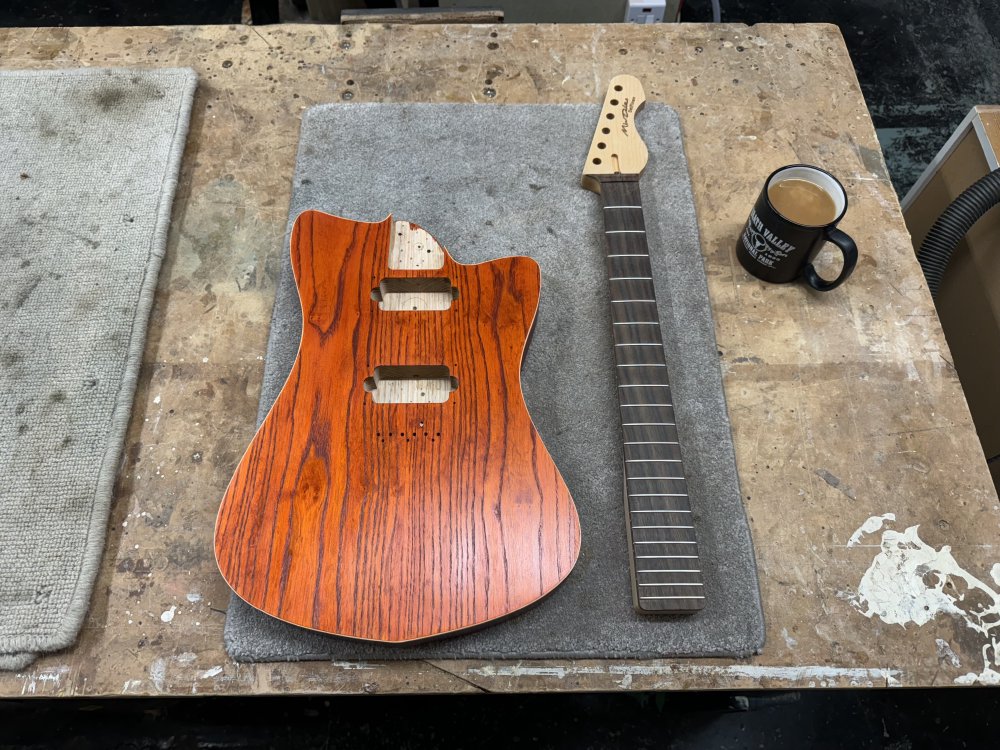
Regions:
[[215, 210, 581, 642]]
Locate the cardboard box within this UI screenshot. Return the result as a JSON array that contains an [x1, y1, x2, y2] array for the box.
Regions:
[[903, 106, 1000, 489]]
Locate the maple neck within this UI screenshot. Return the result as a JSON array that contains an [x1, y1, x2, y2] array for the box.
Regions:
[[598, 175, 705, 614]]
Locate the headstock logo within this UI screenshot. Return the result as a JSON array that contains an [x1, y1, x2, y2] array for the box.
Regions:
[[620, 97, 636, 136]]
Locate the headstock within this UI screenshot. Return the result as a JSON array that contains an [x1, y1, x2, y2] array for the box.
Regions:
[[581, 74, 649, 194]]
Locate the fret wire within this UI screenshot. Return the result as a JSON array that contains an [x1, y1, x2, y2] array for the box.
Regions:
[[636, 555, 700, 559], [638, 583, 704, 587], [633, 525, 694, 529], [613, 321, 659, 325], [626, 458, 682, 462], [630, 509, 692, 513], [634, 541, 698, 545], [637, 569, 702, 573], [640, 595, 706, 600], [605, 230, 647, 234], [609, 276, 653, 281], [603, 205, 642, 209], [611, 299, 656, 303]]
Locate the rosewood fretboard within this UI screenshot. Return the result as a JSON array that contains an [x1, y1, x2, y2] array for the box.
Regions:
[[598, 175, 705, 614]]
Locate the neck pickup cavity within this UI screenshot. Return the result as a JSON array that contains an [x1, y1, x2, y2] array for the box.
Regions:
[[363, 365, 459, 404], [371, 277, 459, 311]]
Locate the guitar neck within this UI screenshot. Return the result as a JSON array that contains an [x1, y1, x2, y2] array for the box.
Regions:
[[598, 175, 705, 614]]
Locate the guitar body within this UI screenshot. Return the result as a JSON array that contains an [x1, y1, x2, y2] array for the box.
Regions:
[[215, 210, 581, 642]]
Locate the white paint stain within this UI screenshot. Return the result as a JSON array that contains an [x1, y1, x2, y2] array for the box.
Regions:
[[186, 592, 202, 603], [461, 664, 603, 679], [160, 605, 177, 623], [847, 513, 895, 547], [465, 663, 897, 688], [991, 563, 1000, 587], [955, 659, 1000, 685], [19, 665, 70, 695], [851, 517, 1000, 685], [330, 661, 378, 671], [149, 658, 167, 692], [175, 652, 197, 665], [935, 639, 961, 668], [855, 525, 968, 626], [664, 664, 893, 687], [199, 666, 224, 679], [781, 627, 798, 649], [122, 679, 143, 694], [153, 394, 161, 405]]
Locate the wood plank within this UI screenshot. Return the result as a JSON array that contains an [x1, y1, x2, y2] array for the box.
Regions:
[[0, 22, 995, 696], [340, 8, 504, 24]]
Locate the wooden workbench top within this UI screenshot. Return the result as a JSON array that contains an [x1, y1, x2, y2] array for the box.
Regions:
[[1, 22, 996, 696]]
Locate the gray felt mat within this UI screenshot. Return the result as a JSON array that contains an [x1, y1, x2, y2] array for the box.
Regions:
[[0, 68, 196, 669], [224, 102, 764, 660]]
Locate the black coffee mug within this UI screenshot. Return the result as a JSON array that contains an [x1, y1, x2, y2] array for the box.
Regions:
[[736, 164, 858, 291]]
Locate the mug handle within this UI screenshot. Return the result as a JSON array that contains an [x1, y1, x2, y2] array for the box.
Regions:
[[803, 227, 858, 292]]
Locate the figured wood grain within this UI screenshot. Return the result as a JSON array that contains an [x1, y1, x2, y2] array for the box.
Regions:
[[214, 210, 581, 643]]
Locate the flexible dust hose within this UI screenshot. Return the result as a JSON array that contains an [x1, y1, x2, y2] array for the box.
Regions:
[[919, 168, 1000, 299]]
